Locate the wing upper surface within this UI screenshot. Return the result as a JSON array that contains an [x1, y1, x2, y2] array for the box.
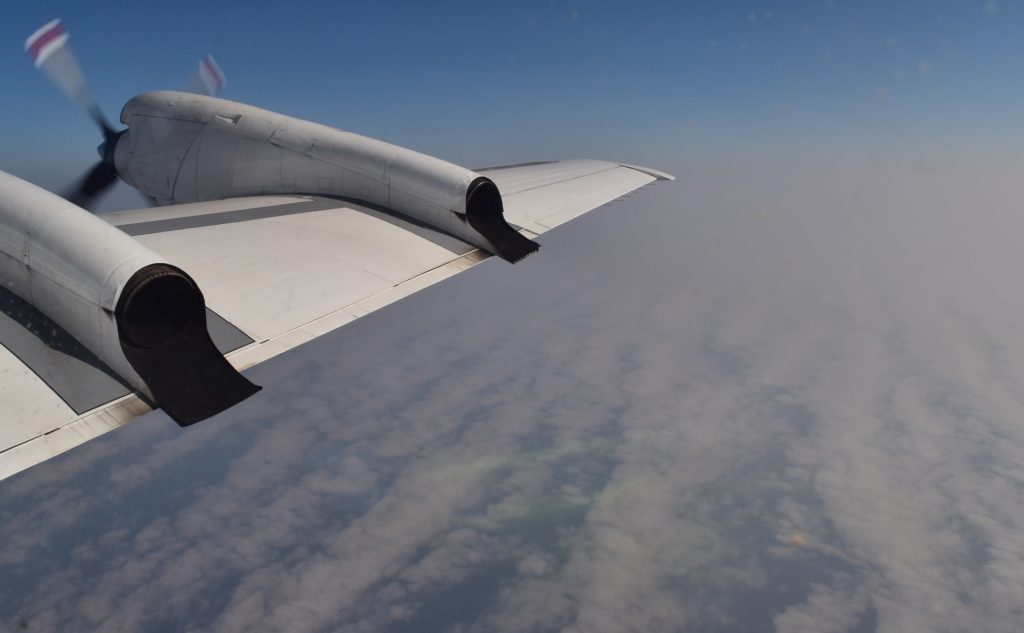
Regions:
[[481, 159, 672, 232], [0, 160, 670, 480]]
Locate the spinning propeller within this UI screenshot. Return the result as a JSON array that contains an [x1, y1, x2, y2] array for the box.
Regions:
[[25, 19, 224, 209]]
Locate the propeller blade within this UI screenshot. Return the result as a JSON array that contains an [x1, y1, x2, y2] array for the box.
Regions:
[[66, 160, 118, 209], [185, 54, 226, 96], [88, 105, 118, 142], [25, 19, 113, 137]]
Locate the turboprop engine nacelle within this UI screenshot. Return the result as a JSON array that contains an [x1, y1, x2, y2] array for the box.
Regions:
[[0, 171, 258, 425], [111, 91, 539, 262]]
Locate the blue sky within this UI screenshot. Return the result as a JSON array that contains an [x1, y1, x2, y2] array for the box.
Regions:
[[1, 0, 1022, 198]]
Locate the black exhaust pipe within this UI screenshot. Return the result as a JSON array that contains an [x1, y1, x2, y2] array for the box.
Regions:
[[465, 177, 539, 263], [116, 264, 260, 426]]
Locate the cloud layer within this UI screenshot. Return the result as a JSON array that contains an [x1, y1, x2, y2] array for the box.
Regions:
[[3, 155, 1024, 632]]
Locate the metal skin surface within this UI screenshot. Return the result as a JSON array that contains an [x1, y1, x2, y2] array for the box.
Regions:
[[0, 170, 161, 400], [114, 91, 538, 260]]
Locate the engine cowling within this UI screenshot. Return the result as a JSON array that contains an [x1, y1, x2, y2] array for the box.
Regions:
[[113, 91, 539, 262], [0, 170, 259, 425]]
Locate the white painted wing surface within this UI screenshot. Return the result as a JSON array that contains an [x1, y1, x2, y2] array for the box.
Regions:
[[0, 160, 670, 480], [481, 159, 672, 232]]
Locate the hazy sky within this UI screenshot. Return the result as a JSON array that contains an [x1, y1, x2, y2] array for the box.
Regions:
[[3, 2, 1024, 633]]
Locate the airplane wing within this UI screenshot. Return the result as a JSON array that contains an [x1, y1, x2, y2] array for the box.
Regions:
[[0, 160, 672, 480]]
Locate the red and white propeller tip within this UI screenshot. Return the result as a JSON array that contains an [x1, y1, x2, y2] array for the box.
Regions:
[[26, 19, 118, 208], [26, 18, 100, 113], [186, 54, 226, 96], [197, 54, 226, 96], [25, 19, 68, 67]]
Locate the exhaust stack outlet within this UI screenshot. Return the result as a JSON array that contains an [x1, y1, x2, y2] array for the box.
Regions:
[[117, 266, 198, 348], [115, 264, 260, 426], [465, 177, 539, 263]]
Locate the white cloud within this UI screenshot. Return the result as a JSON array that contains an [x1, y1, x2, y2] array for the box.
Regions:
[[5, 158, 1024, 632]]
